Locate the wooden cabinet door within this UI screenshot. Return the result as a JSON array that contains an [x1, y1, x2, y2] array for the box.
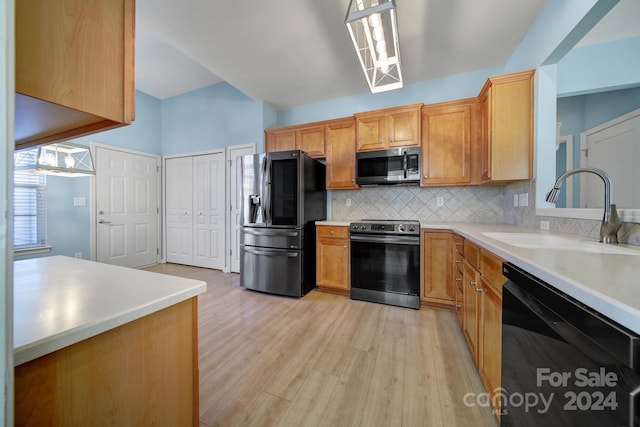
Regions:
[[463, 259, 480, 365], [479, 277, 503, 418], [421, 231, 454, 307], [265, 129, 296, 152], [297, 124, 325, 158], [316, 226, 350, 293], [388, 106, 421, 148], [15, 0, 135, 148], [355, 114, 387, 151], [421, 101, 477, 186], [326, 118, 358, 189], [479, 70, 534, 183]]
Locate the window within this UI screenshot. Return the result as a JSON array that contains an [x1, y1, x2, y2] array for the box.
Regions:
[[14, 171, 47, 249]]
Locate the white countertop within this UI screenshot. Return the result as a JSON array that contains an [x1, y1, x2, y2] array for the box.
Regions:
[[317, 220, 640, 334], [13, 256, 207, 366]]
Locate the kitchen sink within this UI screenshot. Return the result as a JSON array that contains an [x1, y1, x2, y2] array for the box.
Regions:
[[481, 232, 640, 255]]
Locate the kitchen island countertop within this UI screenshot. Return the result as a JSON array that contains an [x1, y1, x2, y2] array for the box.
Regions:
[[316, 220, 640, 334], [13, 255, 207, 366]]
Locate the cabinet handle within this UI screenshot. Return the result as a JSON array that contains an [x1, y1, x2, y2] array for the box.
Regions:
[[379, 140, 384, 144], [469, 280, 477, 286], [455, 277, 462, 282], [455, 260, 462, 264], [330, 230, 335, 234], [423, 175, 428, 179], [343, 245, 347, 249], [475, 287, 483, 292], [455, 242, 462, 247], [456, 304, 462, 309]]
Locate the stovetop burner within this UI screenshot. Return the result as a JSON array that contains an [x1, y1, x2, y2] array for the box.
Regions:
[[349, 219, 420, 235]]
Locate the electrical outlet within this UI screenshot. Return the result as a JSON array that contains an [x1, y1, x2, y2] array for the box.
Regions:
[[513, 194, 519, 207], [436, 197, 444, 207], [346, 198, 352, 207], [540, 221, 550, 231], [74, 252, 83, 259], [518, 193, 529, 207]]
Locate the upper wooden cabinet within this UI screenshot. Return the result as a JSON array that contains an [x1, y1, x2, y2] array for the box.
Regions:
[[15, 0, 135, 149], [478, 70, 535, 183], [420, 99, 480, 186], [326, 117, 359, 190], [264, 123, 326, 158], [354, 103, 422, 151]]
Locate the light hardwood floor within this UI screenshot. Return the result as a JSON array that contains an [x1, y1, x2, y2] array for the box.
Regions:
[[144, 263, 499, 427]]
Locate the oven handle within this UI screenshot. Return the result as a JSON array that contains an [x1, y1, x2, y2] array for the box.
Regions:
[[350, 235, 420, 245]]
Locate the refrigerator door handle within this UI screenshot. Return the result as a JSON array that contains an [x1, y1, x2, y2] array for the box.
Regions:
[[243, 247, 299, 258], [264, 157, 272, 225]]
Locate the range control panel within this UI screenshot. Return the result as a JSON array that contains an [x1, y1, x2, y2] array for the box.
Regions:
[[349, 220, 420, 235]]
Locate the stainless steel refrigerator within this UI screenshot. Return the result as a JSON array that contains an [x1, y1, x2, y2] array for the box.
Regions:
[[240, 150, 326, 297]]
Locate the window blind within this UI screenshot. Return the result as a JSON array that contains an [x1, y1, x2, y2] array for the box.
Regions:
[[14, 172, 47, 248]]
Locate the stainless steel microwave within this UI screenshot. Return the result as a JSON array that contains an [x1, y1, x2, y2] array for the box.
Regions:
[[355, 147, 421, 186]]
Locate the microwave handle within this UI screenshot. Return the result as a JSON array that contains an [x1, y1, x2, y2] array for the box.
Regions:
[[403, 151, 408, 179]]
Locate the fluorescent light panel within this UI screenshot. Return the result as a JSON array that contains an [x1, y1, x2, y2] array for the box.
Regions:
[[346, 0, 403, 93]]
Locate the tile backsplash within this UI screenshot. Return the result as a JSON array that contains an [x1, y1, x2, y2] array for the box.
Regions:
[[331, 185, 506, 223], [330, 180, 640, 246]]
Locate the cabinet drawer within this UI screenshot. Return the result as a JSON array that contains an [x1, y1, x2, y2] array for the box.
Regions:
[[463, 240, 480, 268], [480, 250, 506, 291], [317, 225, 349, 239]]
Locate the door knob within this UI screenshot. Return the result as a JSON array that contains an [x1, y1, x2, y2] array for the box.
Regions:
[[98, 219, 111, 224]]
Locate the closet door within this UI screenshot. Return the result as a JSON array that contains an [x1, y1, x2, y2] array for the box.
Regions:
[[193, 153, 225, 269], [166, 157, 193, 264]]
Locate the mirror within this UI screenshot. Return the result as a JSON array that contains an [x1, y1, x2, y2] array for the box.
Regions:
[[547, 0, 640, 213]]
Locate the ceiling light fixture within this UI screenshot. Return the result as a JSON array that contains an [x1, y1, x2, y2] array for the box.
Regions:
[[14, 142, 95, 177], [345, 0, 403, 93]]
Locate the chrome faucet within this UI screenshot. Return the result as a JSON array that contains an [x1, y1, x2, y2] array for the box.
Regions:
[[546, 167, 622, 244]]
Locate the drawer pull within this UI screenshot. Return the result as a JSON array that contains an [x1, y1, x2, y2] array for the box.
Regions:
[[469, 280, 477, 286], [455, 277, 462, 282], [475, 287, 483, 292]]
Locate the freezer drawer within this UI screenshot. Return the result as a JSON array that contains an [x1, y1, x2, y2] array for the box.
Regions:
[[241, 227, 304, 250], [240, 245, 304, 297]]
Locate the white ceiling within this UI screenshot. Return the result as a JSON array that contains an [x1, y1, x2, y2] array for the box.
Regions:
[[134, 0, 638, 109]]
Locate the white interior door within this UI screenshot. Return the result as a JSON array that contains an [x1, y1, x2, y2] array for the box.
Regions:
[[95, 146, 160, 268], [193, 152, 225, 269], [581, 109, 640, 209], [227, 144, 256, 273], [165, 156, 193, 265]]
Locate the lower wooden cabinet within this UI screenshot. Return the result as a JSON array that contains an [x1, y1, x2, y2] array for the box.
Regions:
[[316, 225, 350, 294], [463, 259, 481, 363], [421, 230, 455, 307], [453, 234, 505, 419], [479, 276, 503, 417]]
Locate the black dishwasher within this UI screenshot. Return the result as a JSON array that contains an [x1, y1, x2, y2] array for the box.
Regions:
[[501, 262, 640, 427]]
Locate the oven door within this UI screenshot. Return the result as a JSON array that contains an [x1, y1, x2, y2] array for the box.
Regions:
[[350, 234, 420, 307]]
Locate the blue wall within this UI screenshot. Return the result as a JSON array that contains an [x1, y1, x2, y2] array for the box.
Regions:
[[161, 83, 265, 155]]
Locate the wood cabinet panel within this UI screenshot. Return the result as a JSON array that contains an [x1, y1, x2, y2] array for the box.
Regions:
[[463, 259, 481, 365], [421, 99, 479, 186], [297, 124, 326, 157], [480, 250, 506, 291], [316, 225, 350, 294], [479, 276, 503, 418], [265, 123, 326, 158], [15, 0, 135, 148], [15, 298, 199, 426], [355, 104, 422, 151], [478, 70, 534, 183], [326, 118, 358, 189], [463, 240, 480, 269], [421, 231, 455, 307], [265, 128, 297, 153]]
